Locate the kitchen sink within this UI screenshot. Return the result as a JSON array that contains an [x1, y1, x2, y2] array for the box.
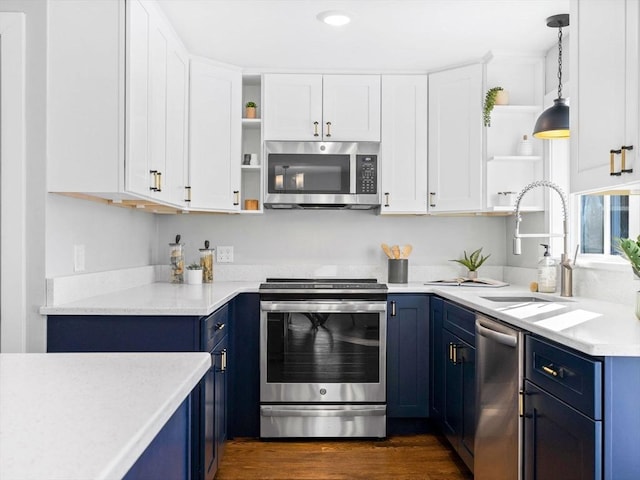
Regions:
[[480, 295, 572, 303]]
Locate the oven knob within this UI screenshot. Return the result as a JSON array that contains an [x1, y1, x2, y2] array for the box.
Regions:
[[320, 388, 327, 395]]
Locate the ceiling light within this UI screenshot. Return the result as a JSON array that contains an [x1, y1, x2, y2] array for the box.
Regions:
[[317, 11, 351, 27], [533, 14, 570, 139]]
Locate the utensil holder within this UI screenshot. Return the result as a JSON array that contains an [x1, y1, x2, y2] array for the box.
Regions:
[[388, 259, 408, 284]]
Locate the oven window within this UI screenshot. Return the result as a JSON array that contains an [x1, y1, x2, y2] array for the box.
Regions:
[[266, 311, 380, 383], [267, 154, 350, 194]]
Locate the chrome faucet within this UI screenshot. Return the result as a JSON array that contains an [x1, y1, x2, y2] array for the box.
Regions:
[[513, 180, 574, 297]]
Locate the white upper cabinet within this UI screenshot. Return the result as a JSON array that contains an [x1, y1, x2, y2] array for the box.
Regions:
[[49, 0, 189, 209], [380, 75, 429, 214], [263, 74, 381, 141], [188, 59, 242, 212], [428, 64, 484, 212], [571, 0, 640, 193]]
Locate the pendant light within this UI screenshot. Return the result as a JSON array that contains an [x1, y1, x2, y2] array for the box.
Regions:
[[533, 14, 570, 139]]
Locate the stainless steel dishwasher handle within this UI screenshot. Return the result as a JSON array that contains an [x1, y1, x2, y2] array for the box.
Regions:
[[476, 319, 518, 347]]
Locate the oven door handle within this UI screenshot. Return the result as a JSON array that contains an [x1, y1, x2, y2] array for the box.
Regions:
[[260, 301, 387, 313], [260, 405, 386, 417]]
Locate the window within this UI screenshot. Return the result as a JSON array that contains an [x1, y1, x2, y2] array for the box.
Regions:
[[579, 193, 639, 257]]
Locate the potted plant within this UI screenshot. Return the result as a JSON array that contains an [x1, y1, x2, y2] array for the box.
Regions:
[[617, 236, 640, 319], [186, 263, 203, 285], [245, 101, 257, 119], [450, 248, 491, 279], [483, 87, 508, 127]]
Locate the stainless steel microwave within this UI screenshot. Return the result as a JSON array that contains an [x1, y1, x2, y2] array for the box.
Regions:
[[263, 141, 380, 209]]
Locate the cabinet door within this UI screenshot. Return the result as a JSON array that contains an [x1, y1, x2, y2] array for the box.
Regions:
[[263, 74, 323, 141], [126, 0, 152, 197], [442, 330, 475, 472], [322, 75, 381, 142], [571, 0, 640, 192], [428, 64, 483, 212], [164, 44, 189, 207], [524, 381, 601, 480], [386, 295, 429, 418], [429, 297, 444, 424], [380, 75, 428, 214], [188, 59, 242, 211], [214, 335, 228, 474]]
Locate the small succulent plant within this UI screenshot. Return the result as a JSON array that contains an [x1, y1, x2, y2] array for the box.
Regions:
[[450, 248, 491, 272]]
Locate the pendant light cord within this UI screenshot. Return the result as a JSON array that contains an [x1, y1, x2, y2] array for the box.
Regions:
[[557, 26, 563, 99]]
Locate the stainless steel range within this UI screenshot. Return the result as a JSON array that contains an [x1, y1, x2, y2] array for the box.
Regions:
[[259, 278, 388, 438]]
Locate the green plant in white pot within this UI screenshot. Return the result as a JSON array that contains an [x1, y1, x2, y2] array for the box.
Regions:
[[450, 248, 491, 279], [186, 263, 203, 285], [617, 236, 640, 319]]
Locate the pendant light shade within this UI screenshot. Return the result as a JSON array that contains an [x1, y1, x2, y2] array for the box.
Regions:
[[533, 97, 570, 139], [533, 14, 570, 139]]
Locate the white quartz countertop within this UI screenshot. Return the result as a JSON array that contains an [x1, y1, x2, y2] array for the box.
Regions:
[[0, 352, 211, 480], [41, 280, 640, 357], [40, 281, 259, 316]]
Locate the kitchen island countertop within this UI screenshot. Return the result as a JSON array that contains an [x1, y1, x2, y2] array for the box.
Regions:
[[0, 352, 210, 480], [41, 280, 640, 357]]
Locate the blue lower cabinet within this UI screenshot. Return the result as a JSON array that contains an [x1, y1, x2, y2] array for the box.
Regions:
[[386, 294, 429, 418], [124, 398, 191, 480], [228, 293, 260, 438], [47, 305, 231, 480], [430, 299, 475, 473], [524, 380, 601, 480]]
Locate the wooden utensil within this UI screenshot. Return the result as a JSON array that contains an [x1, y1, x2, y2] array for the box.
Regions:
[[401, 244, 413, 259], [391, 245, 401, 259], [381, 243, 394, 259]]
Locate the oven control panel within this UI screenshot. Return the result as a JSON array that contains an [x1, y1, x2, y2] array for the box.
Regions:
[[356, 155, 378, 195]]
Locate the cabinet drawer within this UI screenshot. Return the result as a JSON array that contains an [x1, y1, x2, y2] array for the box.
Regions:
[[526, 335, 602, 419], [443, 301, 475, 346], [204, 304, 229, 352]]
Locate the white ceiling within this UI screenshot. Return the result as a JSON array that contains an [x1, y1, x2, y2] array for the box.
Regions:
[[156, 0, 570, 72]]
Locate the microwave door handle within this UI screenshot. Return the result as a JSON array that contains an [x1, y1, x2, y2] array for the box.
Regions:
[[260, 301, 387, 313]]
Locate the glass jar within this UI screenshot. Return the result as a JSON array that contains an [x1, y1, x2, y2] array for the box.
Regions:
[[169, 236, 184, 283], [200, 240, 214, 283]]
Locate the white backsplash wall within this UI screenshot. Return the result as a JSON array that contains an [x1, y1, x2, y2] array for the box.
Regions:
[[156, 209, 508, 278], [46, 195, 158, 277]]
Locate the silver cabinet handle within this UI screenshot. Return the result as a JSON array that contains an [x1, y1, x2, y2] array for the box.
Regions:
[[325, 121, 332, 137], [233, 190, 240, 205], [429, 192, 436, 207], [384, 192, 390, 207], [184, 186, 191, 203], [221, 349, 227, 372], [313, 121, 319, 137], [390, 300, 396, 317]]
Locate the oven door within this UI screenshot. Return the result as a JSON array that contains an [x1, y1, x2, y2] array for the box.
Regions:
[[260, 300, 387, 403]]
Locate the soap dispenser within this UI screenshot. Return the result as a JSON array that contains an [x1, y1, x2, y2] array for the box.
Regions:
[[537, 244, 557, 293]]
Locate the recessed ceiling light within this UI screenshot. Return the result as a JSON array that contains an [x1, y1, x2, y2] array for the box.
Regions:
[[317, 11, 351, 27]]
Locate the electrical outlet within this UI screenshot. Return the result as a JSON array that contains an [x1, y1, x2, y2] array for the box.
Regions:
[[217, 246, 234, 263], [74, 244, 86, 272]]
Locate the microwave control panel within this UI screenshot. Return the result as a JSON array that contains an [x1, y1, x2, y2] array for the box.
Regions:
[[356, 155, 378, 194]]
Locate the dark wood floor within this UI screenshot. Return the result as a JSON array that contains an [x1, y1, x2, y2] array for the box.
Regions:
[[216, 434, 473, 480]]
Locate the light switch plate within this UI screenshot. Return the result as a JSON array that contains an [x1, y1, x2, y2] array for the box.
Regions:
[[217, 246, 234, 263]]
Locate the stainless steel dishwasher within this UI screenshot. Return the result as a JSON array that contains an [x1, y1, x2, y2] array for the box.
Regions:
[[475, 315, 524, 480]]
